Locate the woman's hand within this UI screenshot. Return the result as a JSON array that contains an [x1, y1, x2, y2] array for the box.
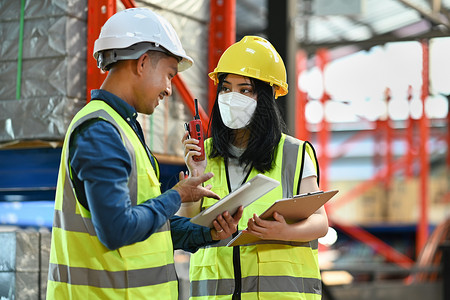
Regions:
[[182, 131, 206, 176], [210, 206, 244, 240], [244, 212, 290, 241], [245, 207, 329, 242]]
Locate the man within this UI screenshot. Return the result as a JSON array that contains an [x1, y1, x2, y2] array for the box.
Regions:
[[46, 8, 241, 299]]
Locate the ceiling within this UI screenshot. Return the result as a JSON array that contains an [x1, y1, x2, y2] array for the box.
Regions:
[[236, 0, 450, 59]]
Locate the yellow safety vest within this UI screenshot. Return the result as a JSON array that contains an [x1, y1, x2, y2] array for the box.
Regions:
[[190, 134, 322, 300], [47, 100, 178, 299]]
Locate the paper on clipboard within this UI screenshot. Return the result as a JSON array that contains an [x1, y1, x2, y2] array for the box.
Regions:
[[190, 174, 280, 228], [227, 189, 339, 247]]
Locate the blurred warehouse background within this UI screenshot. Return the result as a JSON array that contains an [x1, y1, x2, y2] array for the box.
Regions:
[[0, 0, 449, 299]]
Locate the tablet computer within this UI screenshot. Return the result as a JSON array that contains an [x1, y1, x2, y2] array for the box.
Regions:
[[227, 189, 339, 246], [190, 174, 280, 228]]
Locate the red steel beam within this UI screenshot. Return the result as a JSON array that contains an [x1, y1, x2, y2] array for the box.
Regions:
[[120, 0, 136, 8], [417, 40, 430, 256], [316, 48, 330, 191], [208, 0, 236, 115], [385, 88, 393, 190], [333, 222, 414, 268], [406, 85, 415, 178], [86, 0, 116, 102], [374, 118, 387, 177]]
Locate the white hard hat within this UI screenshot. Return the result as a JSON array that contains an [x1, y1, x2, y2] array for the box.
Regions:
[[93, 8, 193, 72]]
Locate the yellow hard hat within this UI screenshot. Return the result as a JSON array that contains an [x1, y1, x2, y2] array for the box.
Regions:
[[209, 36, 288, 99]]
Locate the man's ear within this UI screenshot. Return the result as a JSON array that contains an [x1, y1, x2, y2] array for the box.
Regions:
[[136, 52, 149, 76]]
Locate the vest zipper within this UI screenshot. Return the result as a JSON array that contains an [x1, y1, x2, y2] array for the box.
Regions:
[[225, 160, 252, 300], [232, 240, 242, 300]]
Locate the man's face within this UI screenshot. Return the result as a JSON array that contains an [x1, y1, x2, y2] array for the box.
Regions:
[[137, 54, 178, 115]]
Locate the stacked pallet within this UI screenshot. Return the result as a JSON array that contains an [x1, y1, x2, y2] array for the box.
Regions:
[[0, 0, 87, 142], [0, 228, 51, 299]]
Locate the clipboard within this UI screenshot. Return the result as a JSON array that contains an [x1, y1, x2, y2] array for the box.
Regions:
[[227, 189, 339, 247], [190, 174, 280, 228]]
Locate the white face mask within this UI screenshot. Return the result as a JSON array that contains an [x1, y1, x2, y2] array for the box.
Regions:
[[218, 92, 257, 129]]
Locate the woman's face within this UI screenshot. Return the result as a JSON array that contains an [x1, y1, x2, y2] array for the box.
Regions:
[[219, 74, 257, 100]]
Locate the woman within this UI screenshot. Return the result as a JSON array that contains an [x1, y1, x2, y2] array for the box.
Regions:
[[180, 36, 328, 300]]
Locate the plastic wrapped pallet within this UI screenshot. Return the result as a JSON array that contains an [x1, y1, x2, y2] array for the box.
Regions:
[[0, 0, 87, 20], [1, 96, 84, 141], [0, 230, 40, 299], [1, 0, 209, 158], [0, 56, 86, 100], [0, 0, 87, 142]]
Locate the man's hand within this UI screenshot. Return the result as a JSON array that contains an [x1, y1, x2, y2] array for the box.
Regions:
[[172, 171, 220, 203], [210, 206, 243, 241]]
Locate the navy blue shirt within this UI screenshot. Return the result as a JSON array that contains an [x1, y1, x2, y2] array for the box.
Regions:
[[68, 89, 213, 252]]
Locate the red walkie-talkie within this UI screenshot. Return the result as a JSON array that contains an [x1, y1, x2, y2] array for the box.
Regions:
[[185, 99, 205, 161]]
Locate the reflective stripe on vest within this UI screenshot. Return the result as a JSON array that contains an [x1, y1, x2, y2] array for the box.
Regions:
[[48, 262, 177, 289], [281, 135, 300, 198], [191, 276, 322, 297], [47, 101, 176, 299], [190, 134, 322, 300]]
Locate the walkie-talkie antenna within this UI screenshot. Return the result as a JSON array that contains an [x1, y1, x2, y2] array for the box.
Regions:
[[194, 98, 200, 120]]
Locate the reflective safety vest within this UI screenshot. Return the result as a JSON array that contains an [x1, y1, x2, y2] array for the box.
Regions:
[[47, 100, 178, 299], [189, 134, 322, 300]]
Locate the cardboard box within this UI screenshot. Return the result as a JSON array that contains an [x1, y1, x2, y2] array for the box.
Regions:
[[386, 178, 417, 223], [328, 180, 387, 224]]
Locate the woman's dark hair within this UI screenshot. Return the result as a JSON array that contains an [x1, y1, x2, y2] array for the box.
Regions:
[[208, 73, 286, 173]]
